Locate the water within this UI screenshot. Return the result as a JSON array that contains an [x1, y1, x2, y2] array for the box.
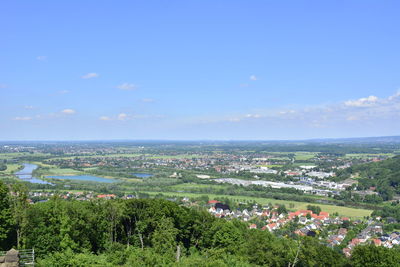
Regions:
[[47, 175, 116, 183], [15, 163, 52, 184], [132, 173, 153, 178]]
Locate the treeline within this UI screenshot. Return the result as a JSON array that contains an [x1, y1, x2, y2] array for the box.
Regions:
[[1, 181, 400, 266], [337, 155, 400, 201], [0, 164, 6, 171], [372, 202, 400, 222]]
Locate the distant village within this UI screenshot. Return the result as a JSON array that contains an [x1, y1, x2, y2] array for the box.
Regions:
[[205, 199, 399, 257]]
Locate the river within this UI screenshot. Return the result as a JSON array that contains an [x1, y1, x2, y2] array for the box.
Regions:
[[15, 163, 52, 184]]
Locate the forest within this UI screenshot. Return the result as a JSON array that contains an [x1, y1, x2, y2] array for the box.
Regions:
[[338, 155, 400, 201], [1, 181, 399, 266]]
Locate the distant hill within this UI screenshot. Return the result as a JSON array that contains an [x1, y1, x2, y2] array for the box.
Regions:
[[344, 155, 400, 200], [305, 135, 400, 144]]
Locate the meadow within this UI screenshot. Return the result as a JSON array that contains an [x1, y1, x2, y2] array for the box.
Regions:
[[144, 191, 373, 218]]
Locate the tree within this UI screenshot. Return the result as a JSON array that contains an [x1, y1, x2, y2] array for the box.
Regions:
[[9, 183, 29, 249], [307, 205, 321, 215], [0, 181, 12, 250], [350, 245, 400, 267], [277, 205, 287, 214], [151, 217, 178, 262]]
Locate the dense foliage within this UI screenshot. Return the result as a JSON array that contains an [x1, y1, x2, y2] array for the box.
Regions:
[[336, 156, 400, 201], [0, 181, 398, 266]]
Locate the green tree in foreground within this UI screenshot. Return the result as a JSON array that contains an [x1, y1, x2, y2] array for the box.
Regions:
[[350, 245, 400, 267], [0, 181, 12, 250]]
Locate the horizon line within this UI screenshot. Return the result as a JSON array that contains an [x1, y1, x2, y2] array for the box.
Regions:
[[1, 135, 399, 143]]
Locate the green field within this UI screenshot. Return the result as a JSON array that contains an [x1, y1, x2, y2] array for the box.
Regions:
[[39, 167, 83, 176], [294, 152, 317, 160], [0, 164, 22, 174], [143, 191, 373, 218], [0, 152, 51, 160], [169, 183, 228, 191], [345, 153, 395, 159]]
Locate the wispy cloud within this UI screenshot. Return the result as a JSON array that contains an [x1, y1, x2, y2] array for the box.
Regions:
[[193, 91, 400, 130], [99, 116, 111, 121], [117, 113, 128, 121], [117, 83, 137, 91], [36, 56, 47, 61], [13, 116, 32, 121], [61, 109, 76, 115], [98, 112, 162, 122], [141, 98, 154, 103], [250, 75, 258, 81], [0, 84, 7, 89], [344, 95, 378, 107], [81, 73, 99, 79], [58, 90, 70, 94]]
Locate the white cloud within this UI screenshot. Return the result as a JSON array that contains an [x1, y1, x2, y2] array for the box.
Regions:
[[250, 75, 258, 81], [141, 98, 154, 103], [99, 116, 111, 121], [36, 56, 47, 61], [81, 73, 99, 79], [245, 114, 262, 118], [117, 113, 128, 121], [388, 90, 400, 101], [117, 83, 137, 91], [346, 116, 359, 121], [199, 91, 400, 130], [13, 116, 32, 121], [228, 117, 241, 122], [24, 105, 35, 110], [344, 95, 378, 107], [59, 90, 70, 94], [61, 109, 76, 115]]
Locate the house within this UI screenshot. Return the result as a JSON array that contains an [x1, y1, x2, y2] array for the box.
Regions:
[[267, 223, 277, 231], [343, 248, 351, 257], [373, 239, 382, 246], [249, 224, 257, 229], [319, 211, 329, 217], [338, 228, 348, 236]]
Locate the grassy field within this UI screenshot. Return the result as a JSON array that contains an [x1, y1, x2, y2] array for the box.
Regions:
[[143, 191, 373, 218], [0, 164, 22, 174], [294, 152, 317, 160], [0, 152, 51, 160], [169, 183, 229, 191], [344, 153, 395, 159], [39, 167, 84, 176], [148, 154, 201, 159]]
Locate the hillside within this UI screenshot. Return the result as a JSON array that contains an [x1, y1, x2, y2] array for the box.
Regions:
[[345, 155, 400, 200]]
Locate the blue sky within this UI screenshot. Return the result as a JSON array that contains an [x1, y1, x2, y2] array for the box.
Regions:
[[1, 1, 400, 140]]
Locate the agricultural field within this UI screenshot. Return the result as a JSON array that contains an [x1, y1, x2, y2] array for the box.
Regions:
[[144, 191, 373, 218], [344, 153, 395, 159], [294, 152, 317, 160]]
